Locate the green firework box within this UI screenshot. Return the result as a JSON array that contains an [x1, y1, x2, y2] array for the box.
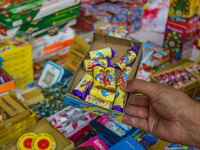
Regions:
[[0, 0, 81, 29], [0, 7, 79, 37]]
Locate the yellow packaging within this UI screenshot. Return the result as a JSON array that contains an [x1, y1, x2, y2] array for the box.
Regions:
[[94, 65, 105, 89], [117, 65, 132, 86], [17, 133, 36, 150], [89, 47, 115, 59], [73, 74, 93, 100], [84, 59, 108, 71], [32, 133, 56, 150], [0, 37, 34, 90], [113, 86, 126, 112], [105, 67, 116, 92], [85, 95, 111, 109], [89, 86, 116, 103], [115, 48, 137, 71]]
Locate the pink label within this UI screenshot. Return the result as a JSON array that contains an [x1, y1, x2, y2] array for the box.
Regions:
[[80, 136, 109, 150]]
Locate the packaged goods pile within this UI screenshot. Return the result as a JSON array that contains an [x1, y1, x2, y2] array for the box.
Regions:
[[0, 0, 200, 150]]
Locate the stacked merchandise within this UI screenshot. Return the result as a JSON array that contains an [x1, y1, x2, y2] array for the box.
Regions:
[[163, 0, 199, 60], [0, 37, 34, 90], [141, 41, 173, 73], [75, 0, 143, 39], [0, 94, 36, 148], [0, 67, 15, 94], [32, 27, 75, 62], [0, 0, 81, 39]]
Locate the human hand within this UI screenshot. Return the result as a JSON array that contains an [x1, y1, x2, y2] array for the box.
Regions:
[[120, 79, 200, 147]]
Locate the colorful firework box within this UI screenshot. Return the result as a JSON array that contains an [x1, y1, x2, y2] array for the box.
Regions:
[[141, 42, 172, 73], [78, 134, 110, 150], [65, 33, 143, 122], [32, 26, 75, 62], [168, 0, 199, 18], [48, 106, 96, 137], [132, 130, 170, 150], [127, 4, 143, 22], [109, 136, 145, 150], [163, 23, 197, 60], [167, 15, 199, 29], [0, 0, 81, 30], [0, 6, 79, 37], [0, 94, 36, 148], [97, 116, 132, 137], [0, 67, 15, 94], [128, 19, 142, 33], [2, 118, 75, 150]]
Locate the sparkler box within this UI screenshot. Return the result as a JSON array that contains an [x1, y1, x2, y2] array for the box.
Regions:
[[163, 22, 197, 60], [0, 0, 81, 30], [64, 33, 143, 122], [168, 0, 199, 18]]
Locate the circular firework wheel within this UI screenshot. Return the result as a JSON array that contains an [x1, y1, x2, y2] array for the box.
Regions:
[[17, 133, 37, 150], [32, 133, 56, 150]]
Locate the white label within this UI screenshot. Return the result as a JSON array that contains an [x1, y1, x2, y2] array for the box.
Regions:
[[12, 19, 23, 27]]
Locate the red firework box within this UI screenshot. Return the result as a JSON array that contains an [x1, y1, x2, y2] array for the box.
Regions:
[[163, 22, 197, 60], [168, 0, 199, 18], [167, 15, 199, 29]]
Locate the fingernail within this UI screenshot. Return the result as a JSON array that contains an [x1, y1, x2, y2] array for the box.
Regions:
[[121, 81, 127, 90]]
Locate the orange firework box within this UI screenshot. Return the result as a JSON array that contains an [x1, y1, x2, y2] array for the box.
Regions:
[[0, 67, 15, 93]]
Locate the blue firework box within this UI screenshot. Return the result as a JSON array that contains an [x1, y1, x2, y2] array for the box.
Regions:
[[65, 33, 143, 122]]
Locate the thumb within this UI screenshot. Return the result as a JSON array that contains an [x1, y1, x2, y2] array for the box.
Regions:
[[120, 79, 164, 98]]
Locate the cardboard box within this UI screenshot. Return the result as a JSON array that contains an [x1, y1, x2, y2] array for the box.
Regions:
[[168, 0, 199, 18], [0, 94, 36, 148], [22, 89, 44, 106], [64, 33, 143, 122], [66, 48, 85, 68], [64, 61, 77, 74], [0, 0, 81, 30], [72, 34, 90, 54], [151, 66, 200, 99], [0, 67, 15, 94], [2, 118, 74, 150]]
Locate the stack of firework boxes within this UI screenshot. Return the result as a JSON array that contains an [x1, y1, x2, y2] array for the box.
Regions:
[[163, 0, 199, 60], [0, 94, 36, 148], [0, 0, 81, 39], [76, 0, 143, 33]]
